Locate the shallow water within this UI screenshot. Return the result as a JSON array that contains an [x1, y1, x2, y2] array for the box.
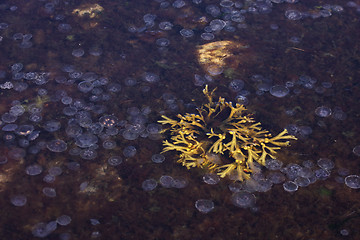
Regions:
[[0, 0, 360, 239]]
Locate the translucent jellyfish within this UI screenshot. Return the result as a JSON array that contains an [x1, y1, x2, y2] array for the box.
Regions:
[[345, 175, 360, 189], [57, 215, 72, 226], [49, 166, 62, 176], [159, 21, 173, 30], [122, 129, 139, 140], [75, 133, 98, 148], [203, 173, 220, 185], [228, 79, 245, 92], [270, 85, 289, 98], [294, 176, 310, 187], [210, 19, 226, 31], [43, 174, 55, 183], [26, 164, 43, 176], [142, 179, 157, 191], [179, 29, 194, 38], [151, 153, 165, 163], [353, 145, 360, 157], [78, 81, 94, 93], [315, 106, 332, 117], [201, 33, 215, 41], [283, 181, 298, 192], [265, 158, 283, 170], [2, 124, 18, 132], [32, 222, 54, 238], [107, 83, 121, 93], [47, 139, 67, 152], [72, 48, 85, 57], [195, 199, 214, 213], [2, 112, 17, 123], [99, 115, 118, 128], [317, 158, 335, 171], [142, 72, 160, 83], [123, 145, 137, 158], [43, 187, 56, 197], [124, 78, 136, 87], [172, 177, 188, 188], [10, 105, 25, 116], [58, 23, 72, 32], [102, 139, 116, 149], [156, 38, 170, 47], [255, 179, 273, 192], [10, 195, 27, 206], [173, 0, 186, 8], [89, 46, 103, 56], [285, 10, 302, 20], [206, 4, 221, 17], [267, 171, 286, 184], [220, 0, 234, 7], [231, 191, 256, 208], [314, 168, 330, 180], [80, 149, 97, 160], [107, 156, 123, 166], [159, 175, 174, 188], [43, 120, 61, 132], [206, 65, 223, 76], [0, 156, 8, 165]]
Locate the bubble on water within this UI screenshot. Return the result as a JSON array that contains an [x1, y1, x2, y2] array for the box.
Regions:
[[195, 199, 214, 213], [285, 10, 302, 20], [317, 158, 334, 171], [231, 191, 256, 208], [203, 173, 220, 185], [107, 156, 123, 166], [151, 153, 165, 163], [47, 139, 67, 152], [159, 175, 174, 188], [283, 181, 298, 192], [352, 145, 360, 156], [315, 106, 332, 117], [57, 215, 72, 226], [270, 85, 289, 98], [26, 164, 43, 176], [142, 178, 157, 191], [42, 187, 56, 197], [345, 175, 360, 189], [10, 195, 27, 206]]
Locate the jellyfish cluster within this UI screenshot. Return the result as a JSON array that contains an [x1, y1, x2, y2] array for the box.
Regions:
[[0, 0, 359, 239]]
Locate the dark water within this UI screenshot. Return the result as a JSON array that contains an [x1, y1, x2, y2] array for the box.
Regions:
[[0, 0, 360, 239]]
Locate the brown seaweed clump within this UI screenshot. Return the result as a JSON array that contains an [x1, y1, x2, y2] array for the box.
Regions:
[[159, 86, 297, 181]]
